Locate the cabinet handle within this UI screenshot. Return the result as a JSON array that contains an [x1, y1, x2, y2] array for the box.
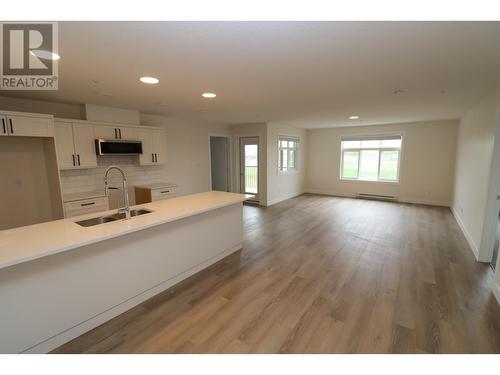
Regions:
[[1, 118, 5, 134], [152, 153, 154, 162], [155, 153, 158, 163], [72, 154, 76, 166], [77, 154, 81, 166], [9, 118, 13, 134], [160, 190, 170, 194], [114, 128, 118, 139], [81, 202, 95, 206], [119, 128, 122, 139]]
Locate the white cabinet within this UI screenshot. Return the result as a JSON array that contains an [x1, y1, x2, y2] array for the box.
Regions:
[[0, 112, 53, 137], [54, 121, 97, 169], [135, 183, 177, 204], [94, 124, 140, 141], [152, 128, 168, 164], [63, 196, 109, 218], [139, 128, 167, 165]]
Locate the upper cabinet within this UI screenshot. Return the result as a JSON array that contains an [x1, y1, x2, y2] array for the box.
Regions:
[[54, 121, 97, 170], [0, 112, 54, 138], [94, 124, 140, 141], [139, 127, 167, 165]]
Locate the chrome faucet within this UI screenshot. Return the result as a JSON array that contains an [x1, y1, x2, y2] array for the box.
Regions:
[[104, 166, 131, 219]]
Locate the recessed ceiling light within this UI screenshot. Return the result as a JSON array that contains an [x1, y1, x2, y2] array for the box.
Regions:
[[140, 76, 159, 84], [349, 115, 360, 120], [30, 49, 60, 60], [202, 92, 216, 98]]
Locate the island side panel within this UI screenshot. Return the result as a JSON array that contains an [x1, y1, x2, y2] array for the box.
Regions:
[[0, 203, 243, 354]]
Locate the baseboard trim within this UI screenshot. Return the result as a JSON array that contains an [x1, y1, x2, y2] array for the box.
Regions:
[[492, 282, 500, 307], [451, 207, 480, 260], [305, 189, 450, 207], [22, 243, 243, 354]]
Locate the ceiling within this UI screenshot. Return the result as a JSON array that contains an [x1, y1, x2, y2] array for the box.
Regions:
[[2, 21, 500, 128]]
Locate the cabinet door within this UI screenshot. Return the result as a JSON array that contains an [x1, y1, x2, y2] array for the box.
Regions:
[[73, 123, 97, 168], [0, 116, 8, 136], [6, 114, 53, 137], [138, 128, 155, 166], [119, 127, 141, 141], [152, 128, 167, 164], [54, 121, 77, 169], [94, 125, 118, 140]]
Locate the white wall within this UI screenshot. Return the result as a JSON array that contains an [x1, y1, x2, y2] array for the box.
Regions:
[[84, 104, 140, 125], [141, 114, 230, 196], [0, 96, 83, 119], [452, 88, 500, 261], [306, 120, 458, 206], [0, 137, 63, 229], [266, 122, 307, 206]]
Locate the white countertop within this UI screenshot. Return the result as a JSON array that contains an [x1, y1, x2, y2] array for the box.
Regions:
[[0, 191, 252, 270], [63, 191, 107, 203]]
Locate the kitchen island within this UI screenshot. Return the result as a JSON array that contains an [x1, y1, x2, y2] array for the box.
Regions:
[[0, 191, 251, 353]]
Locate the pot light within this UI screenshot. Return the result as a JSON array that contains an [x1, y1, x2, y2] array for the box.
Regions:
[[30, 49, 60, 60], [202, 92, 216, 98], [349, 115, 360, 120], [140, 76, 159, 84]]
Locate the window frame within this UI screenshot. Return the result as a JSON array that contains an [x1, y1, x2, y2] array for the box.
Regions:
[[278, 135, 300, 174], [340, 135, 403, 183]]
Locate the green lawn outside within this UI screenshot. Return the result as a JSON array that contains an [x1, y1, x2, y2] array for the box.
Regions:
[[342, 150, 398, 181]]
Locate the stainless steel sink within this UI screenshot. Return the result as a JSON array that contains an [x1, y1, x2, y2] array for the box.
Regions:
[[75, 208, 153, 227]]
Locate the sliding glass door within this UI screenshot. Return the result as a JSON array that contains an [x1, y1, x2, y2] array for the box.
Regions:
[[239, 137, 259, 200]]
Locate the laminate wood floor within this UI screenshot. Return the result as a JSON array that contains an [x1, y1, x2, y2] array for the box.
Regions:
[[53, 194, 500, 354]]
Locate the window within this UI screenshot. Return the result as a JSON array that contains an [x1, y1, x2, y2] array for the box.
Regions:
[[278, 136, 299, 173], [340, 136, 402, 182]]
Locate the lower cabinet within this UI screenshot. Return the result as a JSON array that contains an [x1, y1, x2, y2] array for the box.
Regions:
[[135, 184, 177, 204], [63, 196, 109, 218]]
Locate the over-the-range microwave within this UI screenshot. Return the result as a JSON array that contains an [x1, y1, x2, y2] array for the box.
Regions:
[[95, 139, 143, 155]]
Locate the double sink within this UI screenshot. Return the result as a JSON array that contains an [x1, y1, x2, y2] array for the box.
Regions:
[[75, 209, 153, 227]]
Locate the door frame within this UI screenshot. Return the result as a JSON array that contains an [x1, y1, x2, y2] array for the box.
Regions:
[[479, 111, 500, 264], [208, 134, 232, 192], [239, 136, 260, 202]]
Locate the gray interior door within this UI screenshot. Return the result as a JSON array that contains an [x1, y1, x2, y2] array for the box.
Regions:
[[210, 136, 230, 192]]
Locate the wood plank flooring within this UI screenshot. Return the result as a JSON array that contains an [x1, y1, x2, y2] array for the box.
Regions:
[[53, 194, 500, 353]]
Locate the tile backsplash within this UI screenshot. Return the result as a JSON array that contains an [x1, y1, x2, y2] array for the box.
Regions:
[[60, 155, 166, 195]]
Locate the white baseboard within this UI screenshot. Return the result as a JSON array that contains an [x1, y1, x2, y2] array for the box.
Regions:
[[451, 207, 480, 260], [492, 282, 500, 307], [305, 189, 450, 207], [22, 243, 242, 354], [398, 197, 451, 207]]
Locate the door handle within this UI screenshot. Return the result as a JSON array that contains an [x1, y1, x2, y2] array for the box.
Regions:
[[1, 118, 5, 134], [9, 118, 13, 134], [77, 154, 81, 166]]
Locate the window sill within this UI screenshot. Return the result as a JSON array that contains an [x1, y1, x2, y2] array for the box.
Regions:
[[340, 178, 399, 185]]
